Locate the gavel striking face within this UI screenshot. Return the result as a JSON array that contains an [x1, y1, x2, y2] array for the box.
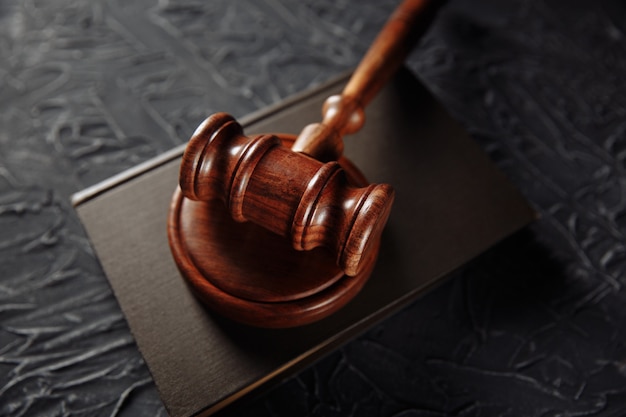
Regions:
[[179, 112, 394, 277]]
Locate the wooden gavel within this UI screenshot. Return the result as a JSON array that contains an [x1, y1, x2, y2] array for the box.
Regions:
[[178, 0, 444, 277], [179, 113, 393, 276]]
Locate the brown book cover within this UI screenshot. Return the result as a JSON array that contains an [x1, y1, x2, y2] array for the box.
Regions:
[[72, 68, 535, 417]]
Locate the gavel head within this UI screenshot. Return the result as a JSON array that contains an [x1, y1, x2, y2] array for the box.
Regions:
[[179, 113, 394, 277]]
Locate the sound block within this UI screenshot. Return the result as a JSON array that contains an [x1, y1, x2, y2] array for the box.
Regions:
[[168, 142, 377, 328], [72, 68, 535, 417]]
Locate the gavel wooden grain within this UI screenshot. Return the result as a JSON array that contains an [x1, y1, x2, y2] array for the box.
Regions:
[[169, 0, 445, 327], [179, 113, 394, 276]]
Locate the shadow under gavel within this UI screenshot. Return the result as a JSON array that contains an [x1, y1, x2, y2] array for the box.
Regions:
[[169, 0, 445, 327]]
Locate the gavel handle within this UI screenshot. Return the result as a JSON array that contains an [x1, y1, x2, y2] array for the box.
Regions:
[[292, 0, 446, 161]]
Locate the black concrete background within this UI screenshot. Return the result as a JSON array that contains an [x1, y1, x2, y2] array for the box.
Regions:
[[2, 0, 626, 416]]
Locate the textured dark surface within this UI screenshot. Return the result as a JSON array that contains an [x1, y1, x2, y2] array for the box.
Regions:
[[1, 0, 625, 416]]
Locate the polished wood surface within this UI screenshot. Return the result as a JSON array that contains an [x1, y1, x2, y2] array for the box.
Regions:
[[168, 0, 444, 327], [292, 0, 446, 161], [178, 113, 393, 276], [169, 134, 379, 327]]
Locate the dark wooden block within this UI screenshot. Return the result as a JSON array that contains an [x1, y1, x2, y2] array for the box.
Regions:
[[72, 68, 535, 417]]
